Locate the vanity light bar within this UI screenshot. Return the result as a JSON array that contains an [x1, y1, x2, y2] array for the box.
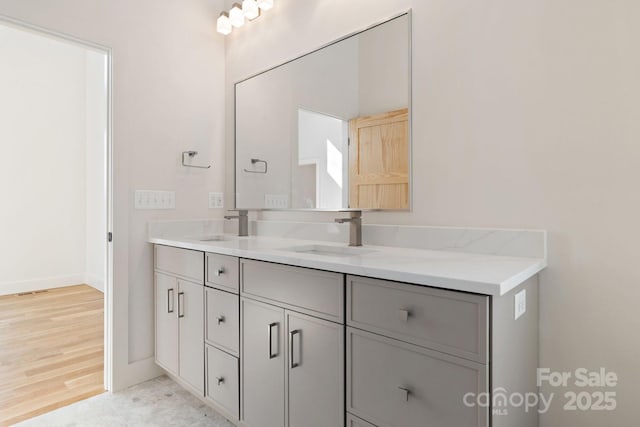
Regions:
[[229, 3, 245, 28], [216, 0, 273, 35], [243, 0, 260, 20], [216, 12, 232, 35]]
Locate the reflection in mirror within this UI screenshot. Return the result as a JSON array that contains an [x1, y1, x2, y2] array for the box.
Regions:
[[235, 13, 411, 210]]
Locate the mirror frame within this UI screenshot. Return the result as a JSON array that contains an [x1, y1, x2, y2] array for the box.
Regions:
[[234, 10, 413, 212]]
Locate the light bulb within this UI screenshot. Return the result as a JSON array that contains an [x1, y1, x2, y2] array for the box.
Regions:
[[216, 12, 232, 35], [257, 0, 274, 11], [242, 0, 260, 20], [229, 3, 245, 28]]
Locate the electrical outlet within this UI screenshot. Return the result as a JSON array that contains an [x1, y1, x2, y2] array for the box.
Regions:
[[515, 289, 527, 320], [264, 194, 288, 209], [209, 192, 224, 209], [134, 190, 175, 210]]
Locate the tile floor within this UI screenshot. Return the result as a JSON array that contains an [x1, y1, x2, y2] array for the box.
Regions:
[[14, 376, 234, 427]]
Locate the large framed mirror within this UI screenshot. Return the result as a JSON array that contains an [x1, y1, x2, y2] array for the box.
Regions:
[[235, 12, 411, 211]]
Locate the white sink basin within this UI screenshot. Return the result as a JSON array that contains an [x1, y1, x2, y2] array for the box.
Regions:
[[281, 244, 377, 257]]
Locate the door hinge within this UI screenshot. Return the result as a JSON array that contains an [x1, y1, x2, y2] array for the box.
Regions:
[[107, 232, 113, 242]]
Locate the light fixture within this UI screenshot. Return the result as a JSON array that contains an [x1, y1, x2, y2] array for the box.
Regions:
[[216, 12, 232, 35], [229, 3, 245, 28], [242, 0, 260, 20], [216, 0, 273, 36], [257, 0, 274, 11]]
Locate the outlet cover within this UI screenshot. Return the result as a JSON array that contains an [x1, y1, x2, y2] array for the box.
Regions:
[[209, 192, 224, 209], [264, 194, 289, 209], [515, 289, 526, 320]]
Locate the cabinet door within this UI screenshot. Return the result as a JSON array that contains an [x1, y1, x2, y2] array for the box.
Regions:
[[241, 298, 285, 427], [155, 272, 178, 375], [287, 311, 344, 427], [178, 279, 204, 394]]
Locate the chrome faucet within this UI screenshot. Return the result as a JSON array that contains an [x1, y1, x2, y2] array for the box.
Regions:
[[334, 211, 362, 247], [224, 210, 249, 237]]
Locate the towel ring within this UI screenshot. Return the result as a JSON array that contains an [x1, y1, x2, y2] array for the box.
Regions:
[[243, 158, 268, 174]]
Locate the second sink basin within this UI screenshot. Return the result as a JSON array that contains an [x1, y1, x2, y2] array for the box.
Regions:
[[196, 235, 235, 242], [281, 244, 377, 258]]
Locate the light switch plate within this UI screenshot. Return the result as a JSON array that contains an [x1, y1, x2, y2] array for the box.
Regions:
[[209, 192, 224, 209], [134, 190, 175, 210], [515, 289, 526, 320]]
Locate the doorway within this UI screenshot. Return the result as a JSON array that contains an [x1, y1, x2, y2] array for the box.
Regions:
[[0, 16, 113, 424]]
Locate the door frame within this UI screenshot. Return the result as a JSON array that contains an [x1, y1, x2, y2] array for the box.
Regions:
[[0, 14, 115, 391]]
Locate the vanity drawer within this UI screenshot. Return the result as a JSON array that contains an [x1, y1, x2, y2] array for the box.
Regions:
[[206, 253, 239, 293], [347, 275, 488, 363], [205, 344, 239, 419], [241, 259, 344, 323], [347, 328, 488, 427], [206, 288, 240, 356], [155, 245, 204, 283], [348, 413, 377, 427]]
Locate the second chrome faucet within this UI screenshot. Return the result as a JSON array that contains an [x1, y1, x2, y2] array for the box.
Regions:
[[224, 209, 249, 237], [334, 211, 362, 247]]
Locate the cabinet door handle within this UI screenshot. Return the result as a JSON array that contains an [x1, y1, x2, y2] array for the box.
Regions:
[[398, 309, 411, 322], [290, 329, 301, 369], [216, 376, 225, 386], [217, 315, 226, 325], [398, 386, 411, 402], [268, 322, 279, 359], [215, 267, 225, 276], [177, 292, 185, 318], [167, 288, 174, 313]]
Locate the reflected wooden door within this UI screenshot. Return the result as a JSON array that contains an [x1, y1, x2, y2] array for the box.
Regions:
[[349, 108, 409, 209]]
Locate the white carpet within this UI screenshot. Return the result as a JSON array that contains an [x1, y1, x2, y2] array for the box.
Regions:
[[14, 376, 234, 427]]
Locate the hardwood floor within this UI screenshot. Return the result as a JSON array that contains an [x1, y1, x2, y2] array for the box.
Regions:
[[0, 285, 105, 426]]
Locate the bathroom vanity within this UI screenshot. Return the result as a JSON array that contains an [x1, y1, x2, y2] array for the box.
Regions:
[[151, 11, 545, 425], [150, 230, 545, 427]]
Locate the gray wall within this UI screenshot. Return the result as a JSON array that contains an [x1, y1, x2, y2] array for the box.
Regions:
[[0, 0, 226, 390], [224, 1, 640, 426]]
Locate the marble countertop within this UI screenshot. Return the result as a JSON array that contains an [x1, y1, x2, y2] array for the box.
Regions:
[[148, 234, 546, 296]]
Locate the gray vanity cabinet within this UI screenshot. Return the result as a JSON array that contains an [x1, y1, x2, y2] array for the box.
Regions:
[[154, 276, 204, 393], [154, 245, 205, 394], [153, 244, 538, 427], [240, 260, 345, 427], [177, 279, 205, 393], [206, 287, 240, 357], [287, 311, 344, 427], [154, 272, 178, 374], [241, 298, 286, 427], [206, 344, 240, 419], [348, 413, 377, 427], [204, 252, 241, 421], [347, 328, 487, 427]]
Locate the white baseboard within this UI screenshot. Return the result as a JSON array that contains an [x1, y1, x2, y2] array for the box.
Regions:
[[112, 357, 163, 392], [0, 274, 86, 296], [85, 273, 105, 292]]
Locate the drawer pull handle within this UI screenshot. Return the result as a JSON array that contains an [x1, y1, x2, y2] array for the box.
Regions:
[[217, 315, 226, 325], [398, 386, 411, 402], [215, 267, 225, 276], [290, 329, 302, 369], [398, 309, 411, 322], [268, 322, 279, 359], [177, 292, 185, 318], [216, 376, 225, 386], [167, 288, 174, 314]]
